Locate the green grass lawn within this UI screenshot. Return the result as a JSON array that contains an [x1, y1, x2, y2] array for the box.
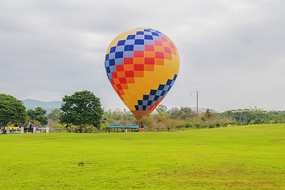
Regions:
[[0, 124, 284, 189]]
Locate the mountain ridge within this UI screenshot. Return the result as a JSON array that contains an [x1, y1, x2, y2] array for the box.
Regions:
[[22, 99, 62, 113]]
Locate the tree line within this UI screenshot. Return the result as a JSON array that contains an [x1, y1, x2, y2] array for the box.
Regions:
[[1, 92, 285, 133], [0, 91, 103, 133], [100, 106, 285, 132], [219, 108, 285, 125]]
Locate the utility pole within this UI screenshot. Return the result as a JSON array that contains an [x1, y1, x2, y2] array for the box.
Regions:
[[191, 91, 199, 116], [196, 91, 199, 116]]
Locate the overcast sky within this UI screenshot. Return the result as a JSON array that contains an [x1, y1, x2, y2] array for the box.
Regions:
[[1, 0, 284, 112]]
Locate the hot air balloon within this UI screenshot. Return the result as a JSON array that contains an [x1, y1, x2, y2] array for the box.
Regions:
[[104, 27, 179, 120]]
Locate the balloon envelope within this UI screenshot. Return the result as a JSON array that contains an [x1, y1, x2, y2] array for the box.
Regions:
[[105, 27, 179, 120]]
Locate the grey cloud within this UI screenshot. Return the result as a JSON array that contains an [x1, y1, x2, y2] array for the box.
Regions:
[[0, 0, 284, 111]]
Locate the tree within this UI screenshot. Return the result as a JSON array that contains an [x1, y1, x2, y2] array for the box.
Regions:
[[59, 90, 103, 133], [47, 108, 61, 121], [33, 120, 41, 126], [203, 109, 216, 119], [0, 94, 26, 133], [27, 107, 48, 126], [180, 107, 195, 119], [156, 105, 167, 115], [169, 107, 195, 120], [165, 118, 177, 132]]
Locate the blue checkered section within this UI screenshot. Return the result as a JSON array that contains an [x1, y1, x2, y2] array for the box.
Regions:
[[105, 28, 165, 80], [135, 74, 177, 111]]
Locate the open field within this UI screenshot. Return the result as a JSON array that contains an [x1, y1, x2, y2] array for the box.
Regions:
[[0, 124, 284, 189]]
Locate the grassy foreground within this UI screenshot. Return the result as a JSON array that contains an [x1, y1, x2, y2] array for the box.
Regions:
[[0, 124, 284, 189]]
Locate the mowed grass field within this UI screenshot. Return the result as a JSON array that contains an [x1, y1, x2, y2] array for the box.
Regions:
[[0, 124, 284, 189]]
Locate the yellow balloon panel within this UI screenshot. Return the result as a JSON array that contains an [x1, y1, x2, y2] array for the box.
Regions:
[[105, 27, 180, 120]]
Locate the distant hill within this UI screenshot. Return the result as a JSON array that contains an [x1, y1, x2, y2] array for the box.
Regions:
[[190, 107, 218, 113], [22, 99, 62, 113]]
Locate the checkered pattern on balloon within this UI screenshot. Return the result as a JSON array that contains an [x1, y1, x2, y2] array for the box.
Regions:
[[105, 28, 180, 120]]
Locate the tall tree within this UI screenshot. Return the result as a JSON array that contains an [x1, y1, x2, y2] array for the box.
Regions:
[[0, 94, 26, 133], [59, 90, 103, 133], [169, 107, 195, 120], [47, 108, 61, 121], [156, 105, 168, 115], [27, 107, 48, 126]]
